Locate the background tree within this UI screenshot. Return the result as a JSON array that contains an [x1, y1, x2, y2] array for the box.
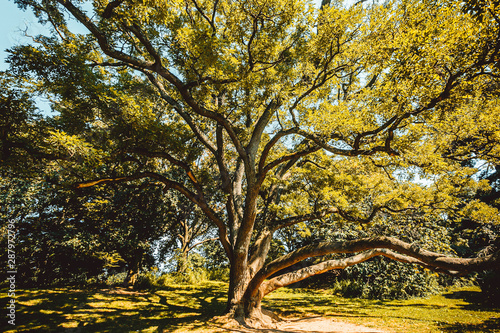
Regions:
[[80, 183, 175, 286], [3, 0, 500, 327], [0, 172, 179, 287], [157, 195, 218, 274], [0, 175, 110, 286]]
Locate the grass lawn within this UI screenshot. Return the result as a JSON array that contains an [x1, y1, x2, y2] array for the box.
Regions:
[[1, 282, 499, 332]]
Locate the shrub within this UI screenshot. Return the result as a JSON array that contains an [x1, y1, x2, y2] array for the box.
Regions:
[[169, 269, 208, 285], [335, 258, 443, 300], [105, 272, 127, 286], [206, 267, 230, 282], [131, 268, 212, 290], [134, 271, 160, 290]]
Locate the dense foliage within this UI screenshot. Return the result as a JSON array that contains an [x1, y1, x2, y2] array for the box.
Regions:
[[1, 0, 499, 326]]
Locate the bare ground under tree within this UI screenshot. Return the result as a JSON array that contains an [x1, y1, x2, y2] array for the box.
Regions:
[[216, 316, 385, 333]]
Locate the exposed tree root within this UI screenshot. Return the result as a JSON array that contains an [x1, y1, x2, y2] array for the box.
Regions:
[[210, 307, 281, 329]]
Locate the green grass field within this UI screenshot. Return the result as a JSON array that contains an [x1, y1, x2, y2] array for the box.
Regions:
[[2, 282, 499, 332]]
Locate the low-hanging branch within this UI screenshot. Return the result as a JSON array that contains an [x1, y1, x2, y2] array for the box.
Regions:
[[244, 236, 500, 301], [258, 248, 463, 297], [74, 171, 234, 261]]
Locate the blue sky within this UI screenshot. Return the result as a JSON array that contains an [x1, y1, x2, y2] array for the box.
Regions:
[[0, 1, 49, 70]]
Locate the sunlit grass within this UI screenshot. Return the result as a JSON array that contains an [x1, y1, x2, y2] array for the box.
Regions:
[[1, 282, 498, 332], [264, 286, 500, 332]]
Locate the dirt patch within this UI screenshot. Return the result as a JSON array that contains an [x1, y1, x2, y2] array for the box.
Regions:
[[276, 317, 384, 333], [218, 316, 385, 333]]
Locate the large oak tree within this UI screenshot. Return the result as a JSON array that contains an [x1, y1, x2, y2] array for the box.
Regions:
[[3, 0, 500, 327]]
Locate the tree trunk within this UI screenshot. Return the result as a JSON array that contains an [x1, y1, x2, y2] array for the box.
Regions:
[[122, 258, 141, 287], [222, 270, 279, 329], [176, 247, 189, 274], [225, 262, 249, 314], [222, 249, 281, 329], [123, 267, 139, 287]]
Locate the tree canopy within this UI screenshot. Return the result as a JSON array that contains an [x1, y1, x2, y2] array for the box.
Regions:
[[2, 0, 500, 327]]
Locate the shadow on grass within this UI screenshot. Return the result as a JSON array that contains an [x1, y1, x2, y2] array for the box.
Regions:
[[438, 317, 500, 333], [4, 285, 500, 333], [265, 296, 377, 318], [2, 283, 227, 333], [441, 289, 499, 310], [4, 289, 95, 332]]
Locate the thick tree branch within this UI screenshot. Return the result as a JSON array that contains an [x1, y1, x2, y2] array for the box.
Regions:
[[232, 159, 246, 224], [56, 0, 154, 69], [57, 0, 247, 164], [258, 128, 298, 173], [272, 208, 339, 230], [216, 124, 232, 194], [188, 237, 219, 252], [143, 72, 217, 154], [248, 207, 340, 278], [125, 23, 163, 66], [126, 147, 205, 198], [260, 145, 321, 178], [337, 206, 382, 224], [248, 100, 281, 165], [259, 248, 461, 297], [260, 250, 382, 297], [295, 128, 400, 157], [245, 236, 500, 300], [248, 227, 273, 277], [101, 0, 125, 19]]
